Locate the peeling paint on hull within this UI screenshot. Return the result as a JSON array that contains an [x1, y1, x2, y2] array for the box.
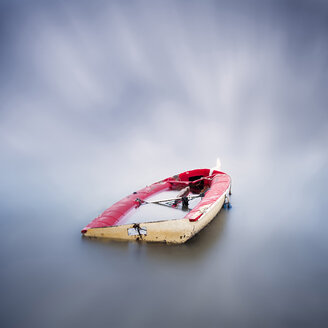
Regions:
[[83, 184, 230, 244]]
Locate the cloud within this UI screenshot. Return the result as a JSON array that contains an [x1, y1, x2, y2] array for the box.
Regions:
[[0, 0, 327, 213]]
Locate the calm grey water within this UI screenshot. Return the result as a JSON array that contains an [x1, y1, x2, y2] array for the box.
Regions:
[[1, 0, 327, 327]]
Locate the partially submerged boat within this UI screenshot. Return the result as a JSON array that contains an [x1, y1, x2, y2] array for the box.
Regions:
[[81, 162, 231, 244]]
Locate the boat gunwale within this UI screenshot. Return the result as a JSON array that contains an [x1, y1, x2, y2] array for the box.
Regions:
[[82, 182, 231, 243], [81, 168, 231, 238]]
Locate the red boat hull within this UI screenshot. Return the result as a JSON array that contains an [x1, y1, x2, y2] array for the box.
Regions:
[[81, 168, 231, 236]]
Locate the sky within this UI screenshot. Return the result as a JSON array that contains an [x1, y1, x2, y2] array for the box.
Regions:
[[1, 0, 327, 214]]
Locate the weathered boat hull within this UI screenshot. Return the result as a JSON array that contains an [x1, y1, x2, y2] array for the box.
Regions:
[[82, 168, 231, 244], [83, 186, 229, 243]]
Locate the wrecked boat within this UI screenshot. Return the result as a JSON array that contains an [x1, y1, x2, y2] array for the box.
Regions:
[[81, 162, 231, 244]]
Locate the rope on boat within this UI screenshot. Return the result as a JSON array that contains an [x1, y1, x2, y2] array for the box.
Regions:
[[134, 175, 212, 209], [135, 192, 205, 208]]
